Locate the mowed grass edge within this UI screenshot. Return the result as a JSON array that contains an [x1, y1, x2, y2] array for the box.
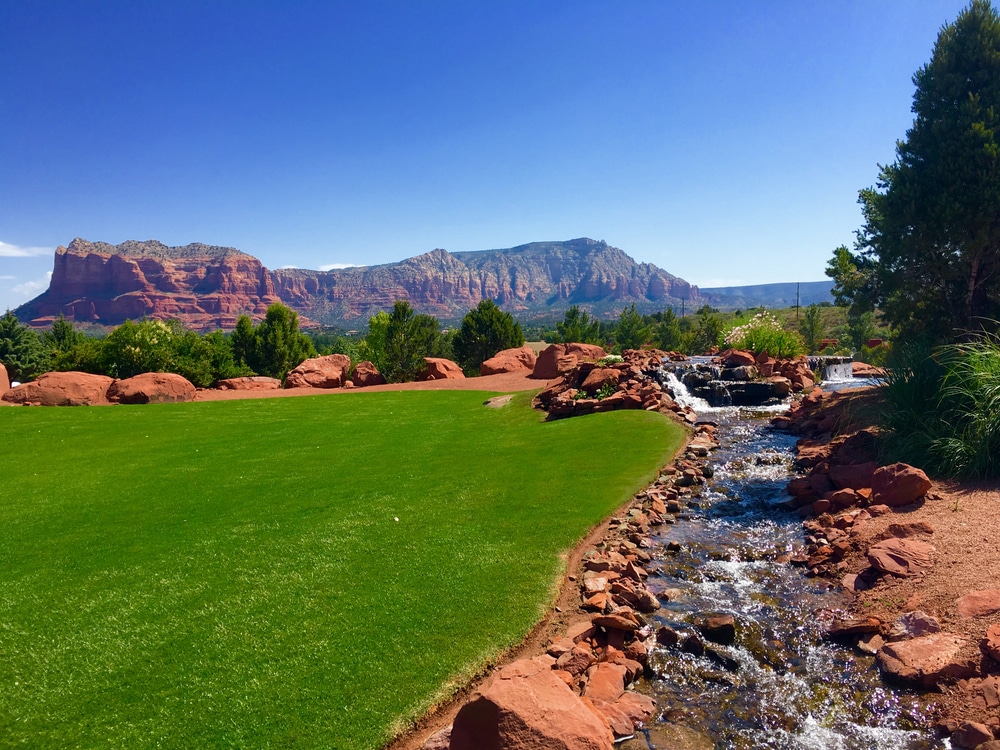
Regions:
[[0, 390, 684, 749]]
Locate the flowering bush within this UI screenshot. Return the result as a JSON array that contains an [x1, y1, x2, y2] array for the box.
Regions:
[[723, 312, 804, 358]]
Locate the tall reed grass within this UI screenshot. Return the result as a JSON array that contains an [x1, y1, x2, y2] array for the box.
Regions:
[[882, 332, 1000, 479]]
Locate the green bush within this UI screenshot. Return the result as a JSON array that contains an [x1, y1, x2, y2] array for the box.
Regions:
[[722, 311, 804, 358], [882, 334, 1000, 479]]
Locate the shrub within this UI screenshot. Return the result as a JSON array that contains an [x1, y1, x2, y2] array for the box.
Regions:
[[722, 312, 804, 358], [452, 300, 524, 375], [882, 334, 1000, 479]]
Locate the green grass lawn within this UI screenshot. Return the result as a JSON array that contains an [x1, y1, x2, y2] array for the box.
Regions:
[[0, 391, 683, 749]]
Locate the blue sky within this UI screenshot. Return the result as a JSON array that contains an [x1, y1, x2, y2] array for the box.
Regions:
[[0, 0, 970, 312]]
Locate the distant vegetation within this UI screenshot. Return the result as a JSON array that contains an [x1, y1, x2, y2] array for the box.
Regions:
[[0, 391, 683, 748]]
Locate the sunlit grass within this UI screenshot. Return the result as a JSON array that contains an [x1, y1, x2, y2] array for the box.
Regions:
[[0, 391, 683, 749]]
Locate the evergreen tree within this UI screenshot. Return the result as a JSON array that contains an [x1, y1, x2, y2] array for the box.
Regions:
[[379, 300, 443, 383], [252, 304, 317, 379], [653, 309, 683, 352], [849, 0, 1000, 343], [0, 311, 50, 381], [799, 305, 825, 354], [613, 304, 651, 351], [556, 305, 601, 344], [452, 299, 524, 374]]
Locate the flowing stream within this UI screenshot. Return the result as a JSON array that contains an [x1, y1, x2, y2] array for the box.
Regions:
[[635, 380, 944, 749]]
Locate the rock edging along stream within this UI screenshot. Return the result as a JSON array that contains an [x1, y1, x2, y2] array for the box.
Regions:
[[419, 423, 723, 749], [775, 386, 1000, 749]]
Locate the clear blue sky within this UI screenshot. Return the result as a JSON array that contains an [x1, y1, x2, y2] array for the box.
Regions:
[[0, 0, 971, 312]]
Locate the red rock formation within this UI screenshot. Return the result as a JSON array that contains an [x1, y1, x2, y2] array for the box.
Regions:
[[2, 371, 113, 406], [479, 346, 537, 376], [0, 362, 8, 394], [351, 361, 385, 387], [17, 237, 700, 329], [17, 239, 282, 331], [532, 343, 607, 379], [419, 358, 464, 381], [107, 373, 196, 404], [871, 463, 932, 507], [216, 376, 282, 390], [285, 354, 352, 389], [449, 656, 614, 750]]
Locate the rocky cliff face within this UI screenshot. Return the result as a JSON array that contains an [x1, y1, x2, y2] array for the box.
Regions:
[[271, 238, 698, 324], [17, 238, 282, 330], [17, 237, 698, 329]]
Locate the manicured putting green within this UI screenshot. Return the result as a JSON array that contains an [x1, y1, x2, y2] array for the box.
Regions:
[[0, 391, 683, 749]]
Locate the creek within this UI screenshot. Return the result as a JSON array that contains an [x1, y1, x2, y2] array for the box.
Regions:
[[634, 378, 944, 749]]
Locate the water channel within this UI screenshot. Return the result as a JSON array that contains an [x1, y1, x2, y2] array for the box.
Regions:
[[634, 378, 945, 749]]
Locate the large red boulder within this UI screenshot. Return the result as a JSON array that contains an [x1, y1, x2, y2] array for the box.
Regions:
[[450, 657, 614, 750], [721, 349, 756, 367], [351, 360, 385, 387], [876, 633, 976, 688], [871, 463, 932, 507], [828, 462, 878, 490], [480, 346, 538, 376], [532, 344, 607, 379], [0, 361, 8, 394], [956, 589, 1000, 618], [1, 371, 113, 406], [580, 368, 622, 396], [419, 357, 465, 381], [108, 373, 196, 404], [216, 376, 282, 391], [285, 354, 352, 389]]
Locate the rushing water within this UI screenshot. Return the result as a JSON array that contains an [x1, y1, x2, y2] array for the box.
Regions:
[[636, 381, 944, 750]]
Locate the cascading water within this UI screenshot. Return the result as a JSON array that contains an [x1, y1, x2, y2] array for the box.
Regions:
[[635, 379, 942, 749]]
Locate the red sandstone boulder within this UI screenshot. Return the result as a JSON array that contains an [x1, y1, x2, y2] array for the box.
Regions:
[[580, 368, 622, 396], [871, 463, 932, 507], [216, 376, 282, 390], [829, 461, 878, 490], [285, 354, 352, 389], [876, 633, 976, 688], [867, 538, 935, 577], [956, 590, 1000, 619], [107, 372, 196, 404], [721, 349, 756, 367], [1, 371, 113, 406], [984, 623, 1000, 661], [532, 343, 607, 379], [583, 662, 628, 703], [450, 657, 614, 750], [480, 346, 537, 376], [0, 361, 8, 394], [351, 360, 385, 387], [419, 357, 465, 381]]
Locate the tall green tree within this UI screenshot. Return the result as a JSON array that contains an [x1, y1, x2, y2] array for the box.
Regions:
[[251, 303, 317, 379], [452, 299, 524, 374], [373, 300, 444, 383], [101, 319, 178, 378], [556, 305, 601, 344], [0, 311, 50, 382], [799, 304, 825, 354], [849, 0, 1000, 343], [613, 304, 651, 351], [653, 309, 683, 352]]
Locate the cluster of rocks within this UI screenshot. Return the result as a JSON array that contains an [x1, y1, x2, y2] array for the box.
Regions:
[[2, 371, 197, 406], [776, 387, 1000, 749], [421, 424, 722, 750], [532, 347, 699, 423]]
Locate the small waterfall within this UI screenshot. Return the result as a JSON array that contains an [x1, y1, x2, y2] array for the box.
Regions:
[[808, 356, 855, 383], [662, 371, 712, 411]]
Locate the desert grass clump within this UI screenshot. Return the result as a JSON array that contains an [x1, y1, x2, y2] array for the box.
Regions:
[[881, 332, 1000, 479]]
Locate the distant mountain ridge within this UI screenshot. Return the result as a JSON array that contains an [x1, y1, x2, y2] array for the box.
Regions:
[[16, 237, 699, 329], [14, 237, 832, 330]]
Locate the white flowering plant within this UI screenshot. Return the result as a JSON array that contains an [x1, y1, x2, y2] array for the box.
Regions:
[[722, 312, 804, 358]]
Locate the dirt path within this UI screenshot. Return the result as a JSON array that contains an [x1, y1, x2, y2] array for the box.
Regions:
[[193, 371, 551, 401]]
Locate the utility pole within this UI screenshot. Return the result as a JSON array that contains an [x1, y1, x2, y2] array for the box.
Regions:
[[795, 283, 800, 321]]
